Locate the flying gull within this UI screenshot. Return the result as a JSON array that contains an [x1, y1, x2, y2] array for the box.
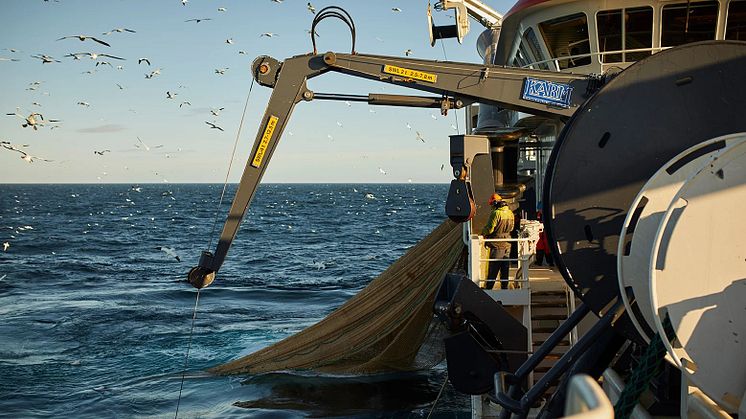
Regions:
[[145, 68, 161, 79], [138, 58, 150, 65], [392, 7, 402, 12], [2, 242, 8, 252], [416, 131, 426, 143], [6, 111, 60, 130], [1, 142, 52, 163], [218, 7, 226, 12], [214, 68, 228, 74], [156, 246, 181, 262], [93, 149, 110, 155], [102, 28, 136, 36], [66, 52, 124, 61], [260, 33, 278, 38], [185, 18, 212, 23], [31, 54, 60, 64], [205, 121, 224, 131], [210, 107, 224, 116], [57, 35, 111, 47], [307, 2, 316, 14]]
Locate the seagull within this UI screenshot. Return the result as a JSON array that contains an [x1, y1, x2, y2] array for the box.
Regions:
[[2, 242, 8, 252], [181, 0, 188, 5], [179, 101, 191, 108], [214, 68, 228, 75], [57, 35, 111, 47], [6, 111, 60, 130], [406, 122, 411, 130], [93, 149, 110, 155], [66, 52, 124, 60], [327, 134, 333, 141], [95, 61, 113, 67], [260, 33, 278, 38], [116, 65, 123, 70], [238, 50, 247, 55], [430, 113, 438, 120], [31, 54, 60, 64], [77, 101, 90, 107], [0, 57, 20, 62], [138, 58, 150, 65], [336, 121, 343, 128], [19, 152, 52, 163], [225, 38, 234, 44], [305, 29, 320, 37], [116, 83, 124, 90], [404, 49, 413, 56], [145, 68, 161, 79], [307, 2, 316, 14], [378, 167, 387, 175], [166, 91, 177, 99], [450, 124, 458, 131], [1, 142, 53, 163], [206, 121, 224, 131], [392, 7, 402, 12], [136, 136, 151, 151], [156, 246, 181, 262], [441, 163, 445, 171], [416, 131, 426, 143], [135, 137, 163, 151], [102, 28, 136, 35], [210, 107, 224, 116], [272, 0, 283, 3], [32, 102, 42, 107], [344, 101, 351, 107], [185, 18, 212, 23], [217, 7, 226, 12]]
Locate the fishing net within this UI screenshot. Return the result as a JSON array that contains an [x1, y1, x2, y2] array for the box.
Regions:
[[211, 219, 465, 375]]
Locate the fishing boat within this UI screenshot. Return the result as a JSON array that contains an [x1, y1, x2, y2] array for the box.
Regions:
[[186, 1, 746, 417]]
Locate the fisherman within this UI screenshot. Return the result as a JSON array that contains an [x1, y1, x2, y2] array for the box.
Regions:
[[481, 193, 515, 289]]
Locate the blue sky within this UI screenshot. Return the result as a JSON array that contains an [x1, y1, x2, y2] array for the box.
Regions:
[[0, 0, 514, 183]]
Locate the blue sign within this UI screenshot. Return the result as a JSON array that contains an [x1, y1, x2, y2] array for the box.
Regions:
[[521, 77, 573, 108]]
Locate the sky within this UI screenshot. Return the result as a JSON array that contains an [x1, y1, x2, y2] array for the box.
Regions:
[[0, 0, 514, 183]]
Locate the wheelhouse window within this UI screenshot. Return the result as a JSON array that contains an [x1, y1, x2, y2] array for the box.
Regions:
[[513, 28, 552, 70], [539, 13, 591, 70], [597, 7, 653, 63], [726, 0, 746, 40], [662, 1, 719, 47]]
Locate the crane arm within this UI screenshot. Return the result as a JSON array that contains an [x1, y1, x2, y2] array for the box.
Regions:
[[188, 51, 594, 288]]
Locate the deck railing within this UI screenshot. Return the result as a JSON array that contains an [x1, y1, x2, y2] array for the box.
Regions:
[[469, 235, 535, 291]]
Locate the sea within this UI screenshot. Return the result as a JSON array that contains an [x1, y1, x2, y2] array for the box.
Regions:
[[0, 183, 471, 418]]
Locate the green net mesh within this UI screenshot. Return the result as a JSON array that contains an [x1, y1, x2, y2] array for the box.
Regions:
[[211, 219, 464, 375]]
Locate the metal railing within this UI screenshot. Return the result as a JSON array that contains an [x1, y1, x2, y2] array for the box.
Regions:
[[469, 235, 536, 290], [518, 46, 672, 70]]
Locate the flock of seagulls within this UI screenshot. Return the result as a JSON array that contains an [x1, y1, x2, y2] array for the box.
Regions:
[[2, 1, 440, 183]]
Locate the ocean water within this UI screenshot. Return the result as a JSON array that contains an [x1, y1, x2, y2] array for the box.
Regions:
[[0, 183, 470, 418]]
